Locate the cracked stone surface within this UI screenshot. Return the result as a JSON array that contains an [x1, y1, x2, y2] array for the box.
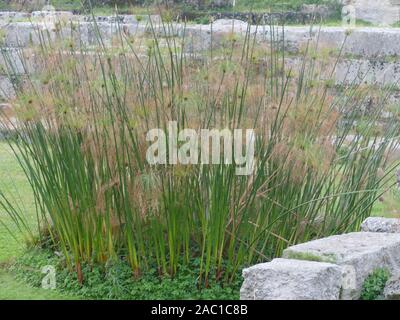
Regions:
[[240, 258, 343, 300], [282, 232, 400, 299], [361, 217, 400, 233], [348, 0, 400, 26], [384, 274, 400, 300]]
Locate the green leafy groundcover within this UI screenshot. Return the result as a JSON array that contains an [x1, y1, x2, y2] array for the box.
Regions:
[[11, 248, 242, 300], [360, 268, 390, 300]]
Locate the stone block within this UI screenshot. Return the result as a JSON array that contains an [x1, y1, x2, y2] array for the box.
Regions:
[[282, 232, 400, 299], [361, 217, 400, 233], [240, 258, 343, 300]]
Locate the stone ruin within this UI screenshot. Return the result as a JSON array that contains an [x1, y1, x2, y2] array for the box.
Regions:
[[346, 0, 400, 26], [4, 12, 400, 120], [240, 217, 400, 300]]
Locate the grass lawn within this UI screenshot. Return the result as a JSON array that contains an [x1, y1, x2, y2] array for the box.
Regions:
[[0, 142, 35, 262], [0, 269, 77, 300], [0, 142, 77, 300], [370, 189, 400, 218]]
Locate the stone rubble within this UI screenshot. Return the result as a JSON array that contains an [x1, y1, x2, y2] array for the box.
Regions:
[[361, 217, 400, 233], [240, 258, 343, 300], [241, 219, 400, 300], [4, 14, 400, 103], [384, 274, 400, 300], [347, 0, 400, 26], [281, 232, 400, 299], [3, 13, 400, 100]]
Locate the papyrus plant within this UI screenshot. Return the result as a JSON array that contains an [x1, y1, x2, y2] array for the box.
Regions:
[[1, 18, 399, 286]]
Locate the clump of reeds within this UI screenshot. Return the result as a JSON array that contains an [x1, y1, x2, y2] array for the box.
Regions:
[[1, 17, 399, 287]]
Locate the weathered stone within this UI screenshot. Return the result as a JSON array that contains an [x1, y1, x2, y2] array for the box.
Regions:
[[0, 103, 11, 112], [300, 4, 332, 20], [211, 0, 231, 8], [6, 17, 400, 87], [4, 20, 400, 59], [0, 48, 33, 75], [384, 274, 400, 299], [0, 76, 15, 100], [335, 59, 400, 85], [149, 15, 162, 25], [2, 22, 43, 47], [83, 15, 127, 24], [361, 217, 400, 233], [0, 11, 30, 22], [121, 15, 139, 24], [31, 10, 73, 20], [282, 232, 400, 299], [212, 19, 249, 33], [284, 56, 400, 86], [281, 27, 400, 58], [347, 0, 400, 26], [240, 258, 342, 300]]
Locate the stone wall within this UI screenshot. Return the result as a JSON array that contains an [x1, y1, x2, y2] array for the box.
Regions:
[[347, 0, 400, 26], [4, 16, 400, 57], [240, 217, 400, 300], [3, 13, 400, 103]]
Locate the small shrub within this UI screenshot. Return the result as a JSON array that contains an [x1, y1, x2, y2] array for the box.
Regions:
[[195, 16, 211, 25], [360, 268, 390, 300]]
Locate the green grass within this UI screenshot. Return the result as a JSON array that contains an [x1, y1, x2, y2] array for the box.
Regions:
[[0, 143, 35, 262], [0, 142, 76, 300], [371, 188, 400, 218], [0, 269, 76, 300]]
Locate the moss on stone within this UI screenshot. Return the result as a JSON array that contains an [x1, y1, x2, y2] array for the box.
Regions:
[[285, 251, 337, 264]]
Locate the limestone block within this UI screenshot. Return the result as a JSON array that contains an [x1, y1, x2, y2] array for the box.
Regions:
[[361, 217, 400, 233], [240, 258, 343, 300], [282, 232, 400, 299]]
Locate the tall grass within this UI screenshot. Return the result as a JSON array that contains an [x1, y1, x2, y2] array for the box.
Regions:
[[0, 17, 399, 287]]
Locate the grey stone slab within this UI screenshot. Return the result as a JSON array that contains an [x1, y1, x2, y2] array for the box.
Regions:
[[282, 232, 400, 299], [384, 274, 400, 300], [361, 217, 400, 233], [240, 258, 343, 300]]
